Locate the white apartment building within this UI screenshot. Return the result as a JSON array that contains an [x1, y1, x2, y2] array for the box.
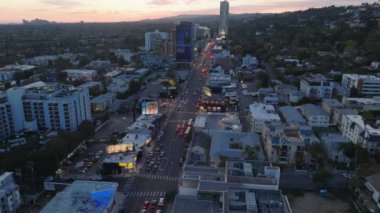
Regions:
[[0, 93, 14, 139], [0, 172, 21, 213], [7, 83, 91, 132], [300, 74, 334, 99], [301, 104, 330, 127], [342, 114, 365, 144], [342, 74, 380, 96], [249, 103, 281, 132], [64, 69, 97, 81], [145, 30, 168, 52]]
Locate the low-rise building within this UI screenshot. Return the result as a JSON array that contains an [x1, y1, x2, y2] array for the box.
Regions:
[[342, 97, 380, 111], [342, 114, 365, 144], [333, 108, 359, 131], [364, 172, 380, 211], [249, 103, 281, 132], [41, 180, 118, 213], [90, 93, 115, 112], [0, 172, 21, 213], [320, 133, 351, 163], [279, 106, 307, 126], [194, 112, 242, 132], [173, 161, 292, 213], [300, 74, 333, 99], [321, 99, 343, 118], [300, 104, 330, 127], [107, 74, 136, 93], [208, 130, 262, 166], [64, 69, 97, 81], [289, 91, 306, 103], [262, 124, 318, 164], [342, 74, 380, 96]]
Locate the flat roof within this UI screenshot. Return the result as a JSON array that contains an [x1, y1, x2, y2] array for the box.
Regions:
[[121, 132, 150, 148], [249, 103, 281, 121], [103, 153, 136, 164], [41, 180, 118, 213], [302, 104, 328, 117], [279, 106, 306, 125], [196, 112, 241, 131], [210, 130, 261, 160], [171, 195, 219, 213]]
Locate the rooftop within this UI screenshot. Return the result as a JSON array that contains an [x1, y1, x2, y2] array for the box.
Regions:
[[279, 106, 306, 125], [210, 130, 261, 160], [121, 132, 150, 148], [198, 112, 242, 131], [171, 195, 219, 213], [249, 103, 281, 121], [0, 64, 36, 71], [302, 104, 328, 117], [320, 133, 350, 144], [322, 99, 343, 108], [302, 74, 328, 82], [127, 114, 160, 131], [77, 81, 102, 90], [103, 153, 136, 164], [41, 180, 118, 213]]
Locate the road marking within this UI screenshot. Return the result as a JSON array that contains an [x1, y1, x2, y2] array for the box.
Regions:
[[137, 174, 178, 182]]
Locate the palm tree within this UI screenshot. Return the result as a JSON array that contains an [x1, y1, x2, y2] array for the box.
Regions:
[[243, 145, 259, 160]]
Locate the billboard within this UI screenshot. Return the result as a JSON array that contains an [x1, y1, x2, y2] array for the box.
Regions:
[[142, 101, 159, 115], [106, 144, 134, 154], [176, 22, 193, 63]]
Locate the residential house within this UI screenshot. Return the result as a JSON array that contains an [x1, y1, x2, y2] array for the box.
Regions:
[[300, 74, 333, 99], [249, 103, 281, 133], [320, 133, 351, 163], [300, 104, 330, 127]]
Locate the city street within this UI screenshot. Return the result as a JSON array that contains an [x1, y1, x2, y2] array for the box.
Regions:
[[122, 53, 207, 213]]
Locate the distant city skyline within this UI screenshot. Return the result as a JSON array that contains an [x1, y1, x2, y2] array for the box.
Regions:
[[0, 0, 377, 23]]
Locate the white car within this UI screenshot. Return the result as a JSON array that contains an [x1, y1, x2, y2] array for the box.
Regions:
[[158, 197, 164, 207]]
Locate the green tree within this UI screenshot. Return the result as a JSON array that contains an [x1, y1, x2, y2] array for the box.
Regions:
[[243, 145, 260, 160], [313, 169, 333, 186], [78, 120, 95, 139]]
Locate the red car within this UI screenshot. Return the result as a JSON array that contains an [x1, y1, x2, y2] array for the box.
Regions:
[[142, 200, 150, 209], [149, 200, 158, 209]]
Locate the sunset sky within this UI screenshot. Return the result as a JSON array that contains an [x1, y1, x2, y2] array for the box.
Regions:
[[0, 0, 377, 23]]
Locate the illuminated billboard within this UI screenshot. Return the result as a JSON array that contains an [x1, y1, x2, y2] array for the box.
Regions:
[[176, 22, 193, 63], [141, 101, 159, 115], [106, 144, 134, 154]]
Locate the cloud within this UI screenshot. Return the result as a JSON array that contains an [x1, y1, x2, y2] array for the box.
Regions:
[[148, 0, 175, 5], [39, 0, 82, 8]]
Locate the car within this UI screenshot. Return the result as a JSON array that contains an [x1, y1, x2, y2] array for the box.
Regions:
[[158, 197, 164, 207], [140, 209, 147, 213], [155, 210, 162, 213], [142, 200, 150, 209], [149, 200, 158, 209]]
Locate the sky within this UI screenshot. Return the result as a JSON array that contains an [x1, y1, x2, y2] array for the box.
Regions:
[[0, 0, 377, 23]]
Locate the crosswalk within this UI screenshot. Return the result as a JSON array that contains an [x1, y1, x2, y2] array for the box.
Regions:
[[137, 173, 178, 182], [122, 177, 136, 192], [167, 120, 186, 123], [124, 191, 166, 198]]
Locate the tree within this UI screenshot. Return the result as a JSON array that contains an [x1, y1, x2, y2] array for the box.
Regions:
[[313, 169, 333, 186], [295, 151, 306, 169], [339, 142, 369, 167], [243, 145, 260, 160], [219, 156, 228, 167], [78, 120, 95, 139], [307, 142, 326, 168]]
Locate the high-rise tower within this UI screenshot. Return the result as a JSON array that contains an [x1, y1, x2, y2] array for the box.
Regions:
[[219, 0, 229, 36]]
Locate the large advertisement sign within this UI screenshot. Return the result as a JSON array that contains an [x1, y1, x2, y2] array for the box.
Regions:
[[106, 144, 134, 154], [176, 22, 193, 63], [142, 101, 159, 115]]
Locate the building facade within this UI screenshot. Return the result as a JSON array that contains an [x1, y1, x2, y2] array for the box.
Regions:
[[7, 84, 91, 133], [342, 74, 380, 96], [175, 21, 194, 63], [219, 0, 229, 36], [145, 30, 169, 53], [249, 103, 281, 132], [0, 172, 21, 213], [301, 104, 330, 127], [300, 74, 333, 99]]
